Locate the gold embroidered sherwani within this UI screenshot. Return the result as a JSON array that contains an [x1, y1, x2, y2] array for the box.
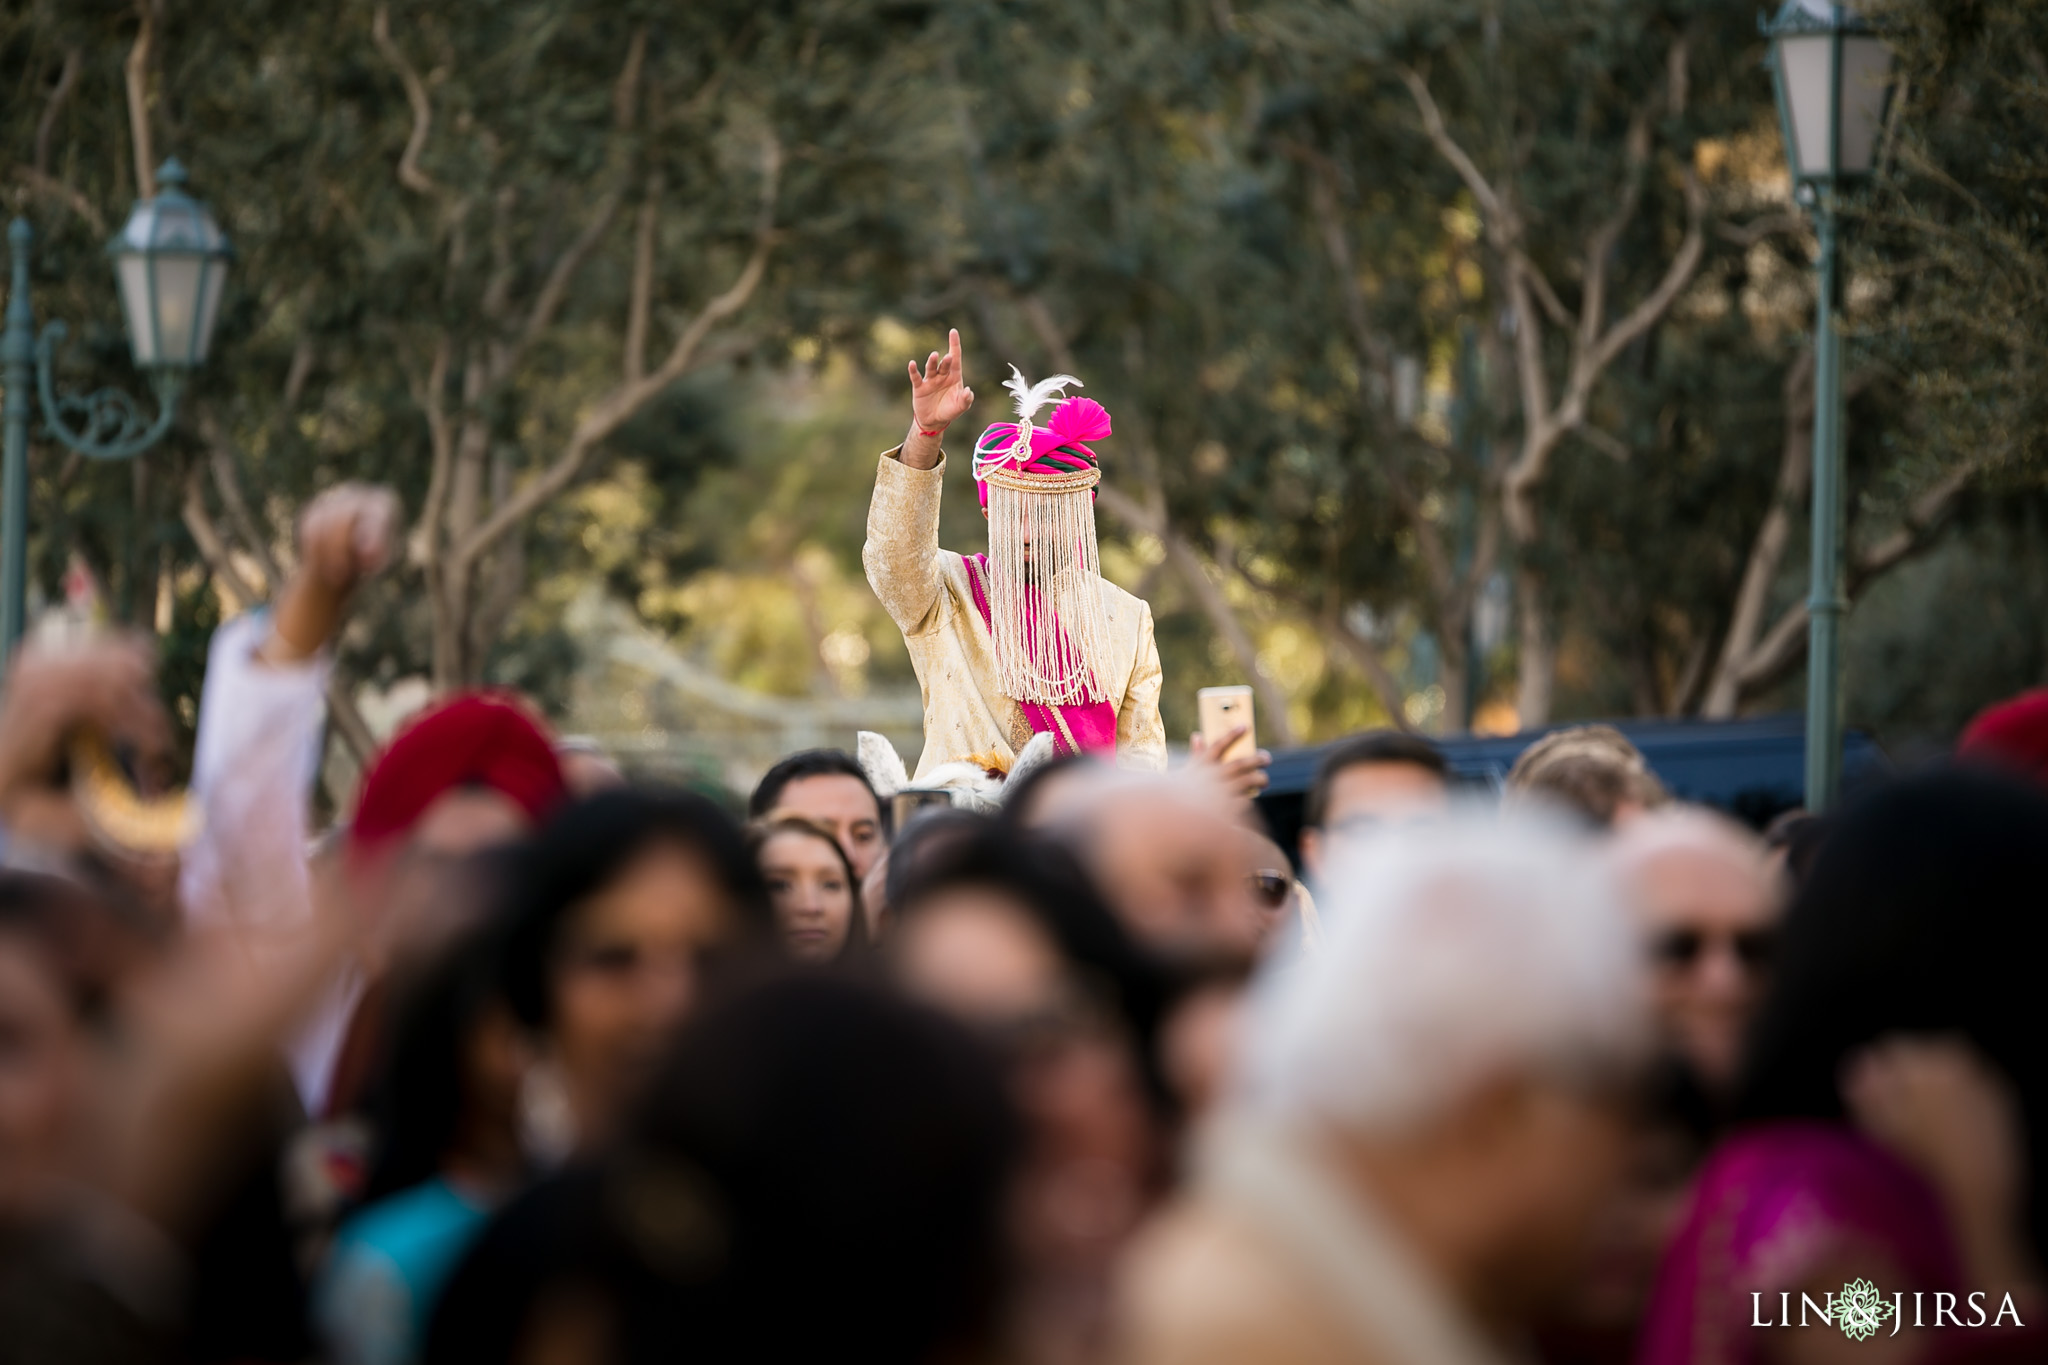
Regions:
[[863, 446, 1166, 781]]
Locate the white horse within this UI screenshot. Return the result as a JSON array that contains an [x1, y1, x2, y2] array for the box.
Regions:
[[856, 730, 1061, 815]]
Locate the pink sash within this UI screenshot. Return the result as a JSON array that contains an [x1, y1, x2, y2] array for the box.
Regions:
[[964, 554, 1118, 758]]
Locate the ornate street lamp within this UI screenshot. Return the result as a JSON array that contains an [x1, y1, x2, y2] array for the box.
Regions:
[[1763, 1, 1893, 811], [1, 158, 230, 663]]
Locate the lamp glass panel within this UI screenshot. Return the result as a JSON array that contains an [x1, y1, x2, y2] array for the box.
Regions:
[[148, 253, 205, 367], [1837, 34, 1893, 175], [191, 259, 228, 363], [115, 253, 157, 365], [1778, 33, 1836, 179]]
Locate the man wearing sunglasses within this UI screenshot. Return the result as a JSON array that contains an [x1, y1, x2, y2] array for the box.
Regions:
[[1610, 809, 1784, 1103]]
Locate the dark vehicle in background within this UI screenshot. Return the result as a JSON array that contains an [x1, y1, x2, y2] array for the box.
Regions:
[[1255, 713, 1888, 859]]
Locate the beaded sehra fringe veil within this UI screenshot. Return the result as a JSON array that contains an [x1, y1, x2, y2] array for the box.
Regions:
[[975, 370, 1111, 706]]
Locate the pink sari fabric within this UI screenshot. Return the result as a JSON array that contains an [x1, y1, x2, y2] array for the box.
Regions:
[[1635, 1121, 1962, 1365], [964, 554, 1117, 758]]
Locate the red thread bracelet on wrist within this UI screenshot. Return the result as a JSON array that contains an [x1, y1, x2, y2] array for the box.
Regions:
[[918, 427, 943, 438]]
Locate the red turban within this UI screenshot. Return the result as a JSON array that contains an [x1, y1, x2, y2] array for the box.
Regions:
[[1957, 688, 2048, 782], [349, 692, 568, 852]]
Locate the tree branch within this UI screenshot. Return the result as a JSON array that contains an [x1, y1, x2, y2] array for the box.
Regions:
[[1277, 140, 1474, 615], [408, 335, 455, 570], [1230, 546, 1418, 734], [451, 132, 782, 567], [1847, 460, 1976, 589], [1578, 169, 1708, 383], [508, 30, 646, 363], [371, 5, 444, 199], [34, 47, 81, 177], [1574, 423, 1634, 462], [625, 173, 661, 384], [181, 469, 260, 612], [1732, 460, 1978, 698], [1702, 350, 1813, 716], [1096, 482, 1299, 746], [1716, 213, 1806, 248], [1398, 66, 1510, 233], [196, 409, 284, 590], [1288, 142, 1392, 372], [11, 167, 108, 237], [1326, 617, 1418, 734], [1398, 65, 1574, 326], [124, 2, 159, 200], [1504, 167, 1708, 535], [1519, 259, 1574, 330], [322, 678, 379, 769], [1580, 101, 1658, 355], [612, 26, 648, 131]]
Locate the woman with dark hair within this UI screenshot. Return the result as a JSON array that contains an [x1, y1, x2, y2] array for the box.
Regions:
[[315, 923, 530, 1365], [1637, 770, 2048, 1364], [887, 823, 1177, 1365], [747, 817, 864, 963], [495, 787, 770, 1160], [425, 974, 1018, 1365], [889, 821, 1171, 1057]]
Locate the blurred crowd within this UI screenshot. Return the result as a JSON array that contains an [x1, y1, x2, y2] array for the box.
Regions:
[[1, 483, 2045, 1365]]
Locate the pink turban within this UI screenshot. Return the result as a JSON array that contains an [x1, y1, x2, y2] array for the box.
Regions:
[[971, 395, 1111, 509]]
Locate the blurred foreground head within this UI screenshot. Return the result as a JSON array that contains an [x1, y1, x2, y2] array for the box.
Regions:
[[1237, 813, 1648, 1314], [0, 873, 107, 1224], [497, 787, 770, 1153], [1738, 767, 2048, 1255], [350, 692, 568, 863], [428, 975, 1018, 1365], [1610, 808, 1781, 1099], [1046, 770, 1274, 965]]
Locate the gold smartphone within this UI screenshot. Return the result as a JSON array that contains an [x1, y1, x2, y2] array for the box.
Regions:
[[1196, 685, 1257, 764]]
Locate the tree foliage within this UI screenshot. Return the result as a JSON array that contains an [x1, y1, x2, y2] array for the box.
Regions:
[[2, 0, 2040, 768]]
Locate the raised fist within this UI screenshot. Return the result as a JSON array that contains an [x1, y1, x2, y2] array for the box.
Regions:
[[298, 482, 401, 594]]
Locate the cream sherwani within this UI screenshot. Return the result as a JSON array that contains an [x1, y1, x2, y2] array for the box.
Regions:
[[1110, 1122, 1518, 1365], [863, 447, 1166, 780]]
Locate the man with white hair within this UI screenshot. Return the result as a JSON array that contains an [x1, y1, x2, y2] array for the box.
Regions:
[[1110, 815, 1649, 1365]]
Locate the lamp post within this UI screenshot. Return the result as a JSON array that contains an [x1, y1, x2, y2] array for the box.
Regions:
[[1, 158, 231, 667], [1764, 1, 1892, 811]]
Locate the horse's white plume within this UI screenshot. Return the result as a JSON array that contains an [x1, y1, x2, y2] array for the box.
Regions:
[[1003, 364, 1083, 422]]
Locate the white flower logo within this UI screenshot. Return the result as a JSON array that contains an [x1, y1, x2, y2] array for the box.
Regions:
[[1836, 1279, 1894, 1342]]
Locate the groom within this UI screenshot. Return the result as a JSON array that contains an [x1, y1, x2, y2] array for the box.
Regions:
[[864, 328, 1165, 780]]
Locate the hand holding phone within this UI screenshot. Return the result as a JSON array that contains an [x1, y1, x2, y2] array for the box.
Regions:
[[1197, 685, 1257, 764]]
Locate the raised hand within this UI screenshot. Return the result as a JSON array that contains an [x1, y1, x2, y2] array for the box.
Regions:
[[262, 482, 403, 664], [1190, 725, 1273, 806], [909, 328, 975, 435], [300, 482, 401, 592]]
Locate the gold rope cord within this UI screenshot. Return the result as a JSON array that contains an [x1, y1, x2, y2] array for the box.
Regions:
[[983, 473, 1109, 705], [70, 732, 201, 857]]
